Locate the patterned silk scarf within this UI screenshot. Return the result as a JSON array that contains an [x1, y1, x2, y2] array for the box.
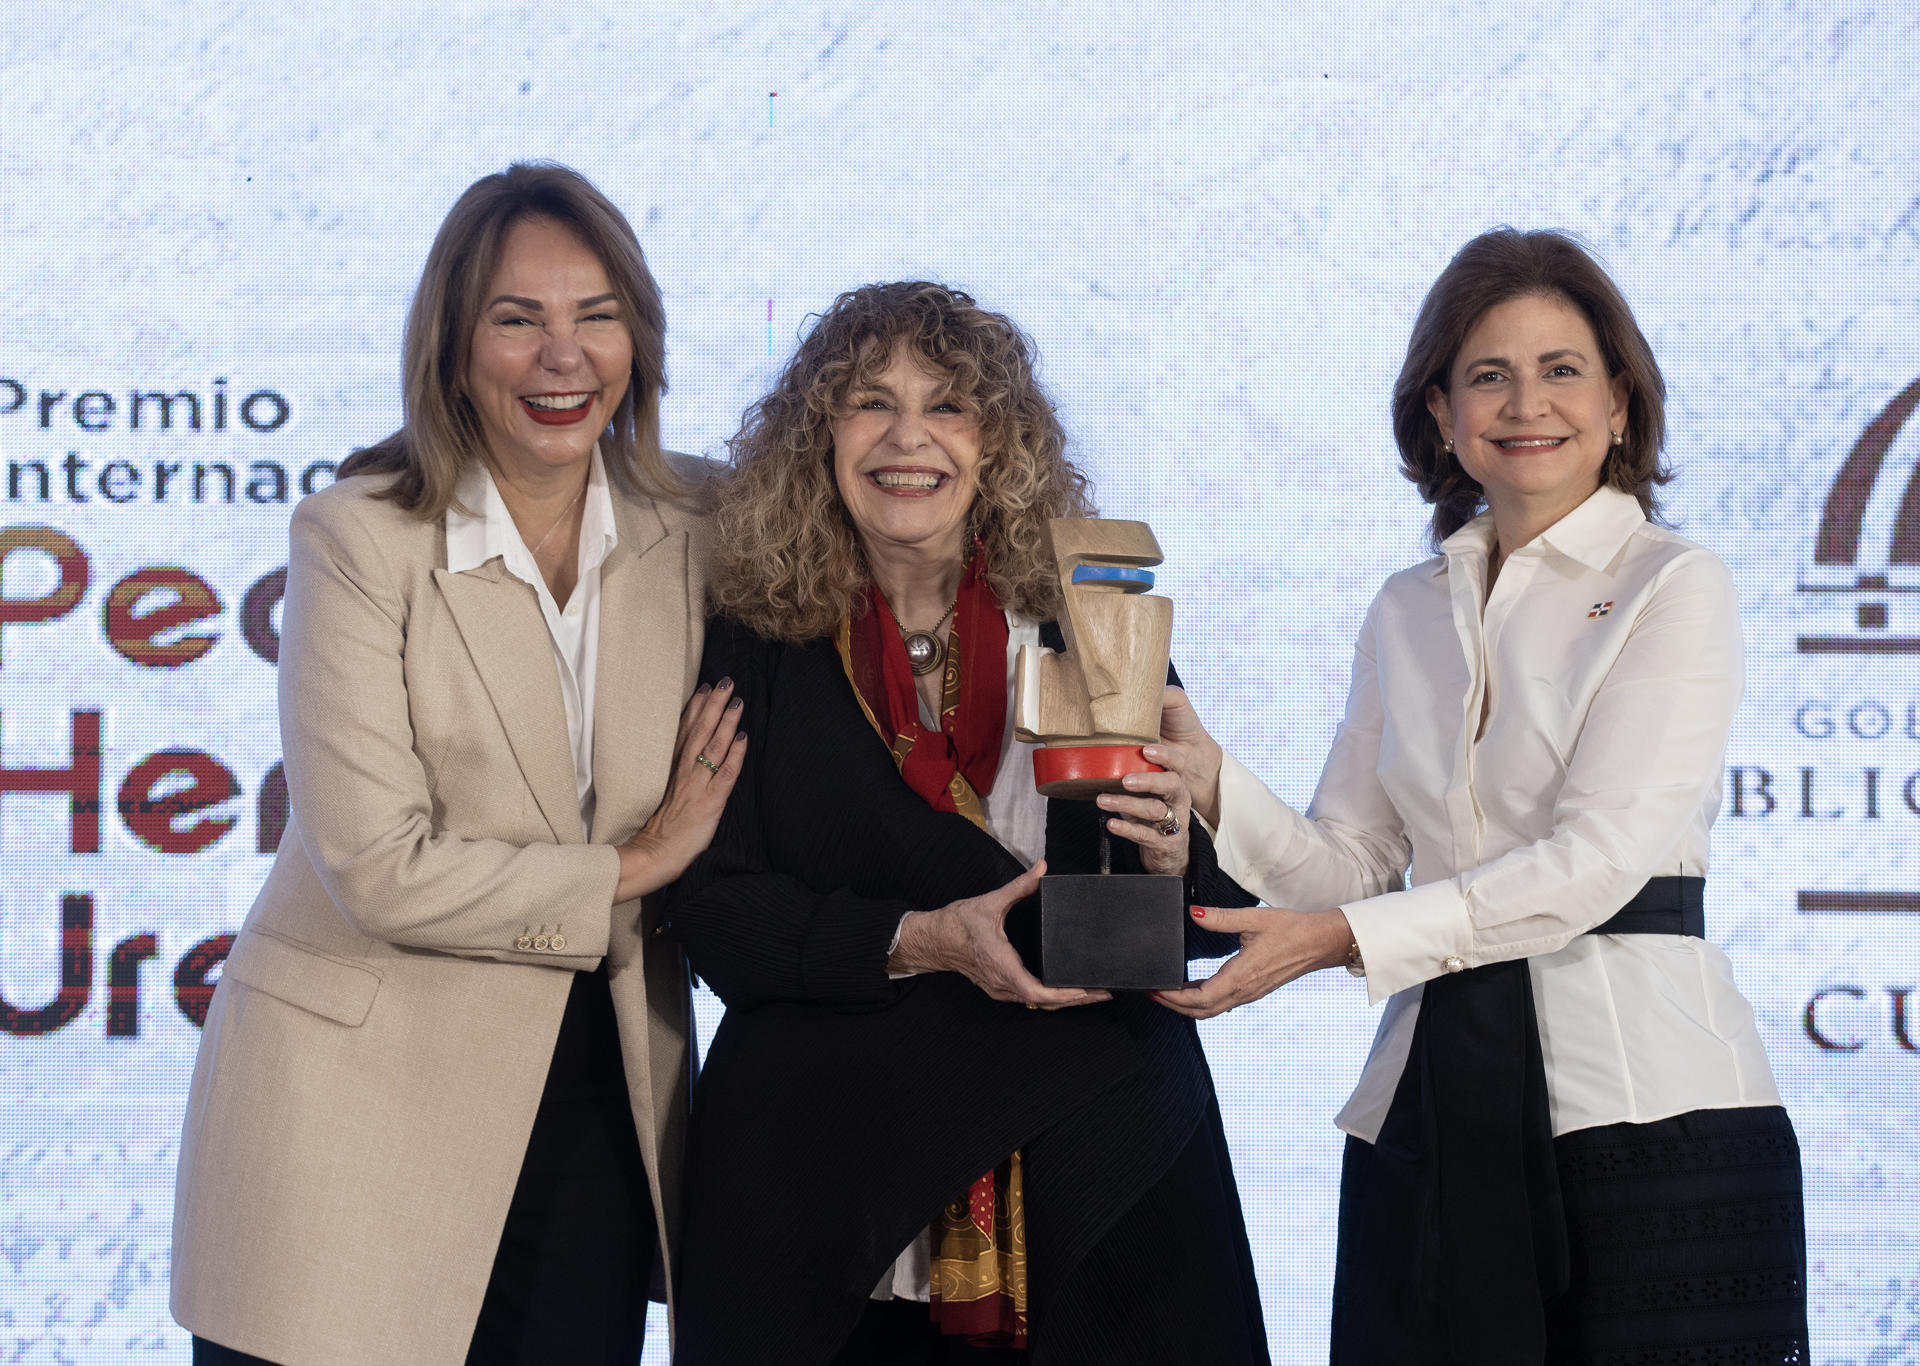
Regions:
[[836, 553, 1029, 1347]]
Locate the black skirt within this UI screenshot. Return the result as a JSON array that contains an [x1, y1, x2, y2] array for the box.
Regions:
[[1333, 1104, 1809, 1365]]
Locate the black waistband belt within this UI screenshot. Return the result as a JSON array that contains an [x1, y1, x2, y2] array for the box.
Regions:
[[1590, 875, 1704, 937], [1360, 875, 1704, 1363]]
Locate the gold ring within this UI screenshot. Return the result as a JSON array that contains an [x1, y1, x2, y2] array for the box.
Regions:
[[1157, 806, 1181, 837], [1025, 1003, 1038, 1011], [694, 752, 720, 774]]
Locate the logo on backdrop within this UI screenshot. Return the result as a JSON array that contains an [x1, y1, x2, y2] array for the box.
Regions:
[[1798, 375, 1920, 656], [1736, 376, 1920, 1053]]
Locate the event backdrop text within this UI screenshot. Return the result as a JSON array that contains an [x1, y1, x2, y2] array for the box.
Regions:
[[2, 4, 1917, 1361]]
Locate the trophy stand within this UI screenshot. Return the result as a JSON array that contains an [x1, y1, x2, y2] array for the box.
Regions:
[[1014, 518, 1187, 990]]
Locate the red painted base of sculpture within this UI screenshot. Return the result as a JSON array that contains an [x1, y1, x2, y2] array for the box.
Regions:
[[1032, 744, 1163, 799]]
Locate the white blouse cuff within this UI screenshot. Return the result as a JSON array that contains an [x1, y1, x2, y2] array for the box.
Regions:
[[1341, 876, 1473, 1005], [886, 912, 915, 980]]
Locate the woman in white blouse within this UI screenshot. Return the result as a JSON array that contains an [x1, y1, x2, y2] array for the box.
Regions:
[[1147, 229, 1807, 1362]]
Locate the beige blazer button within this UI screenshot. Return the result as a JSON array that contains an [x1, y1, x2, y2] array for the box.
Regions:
[[515, 935, 533, 951], [1443, 955, 1466, 973], [533, 934, 551, 951], [549, 933, 567, 952]]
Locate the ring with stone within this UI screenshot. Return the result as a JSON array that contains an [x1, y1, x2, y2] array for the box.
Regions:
[[1156, 805, 1181, 837], [694, 752, 721, 774]]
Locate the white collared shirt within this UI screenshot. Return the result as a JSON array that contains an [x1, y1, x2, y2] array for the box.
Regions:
[[445, 448, 618, 838], [1212, 485, 1781, 1140]]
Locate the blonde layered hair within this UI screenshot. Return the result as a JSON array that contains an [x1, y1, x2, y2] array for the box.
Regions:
[[339, 161, 684, 514], [713, 282, 1090, 643]]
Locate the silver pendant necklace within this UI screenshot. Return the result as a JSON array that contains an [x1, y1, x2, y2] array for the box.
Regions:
[[899, 592, 959, 676]]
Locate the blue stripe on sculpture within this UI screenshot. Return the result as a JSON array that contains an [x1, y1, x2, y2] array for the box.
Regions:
[[1070, 565, 1156, 590]]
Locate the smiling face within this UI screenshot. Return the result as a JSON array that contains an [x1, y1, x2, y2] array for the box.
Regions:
[[1426, 292, 1630, 530], [830, 344, 986, 568], [464, 216, 632, 482]]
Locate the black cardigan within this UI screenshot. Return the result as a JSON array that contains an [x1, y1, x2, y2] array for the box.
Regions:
[[667, 617, 1268, 1365]]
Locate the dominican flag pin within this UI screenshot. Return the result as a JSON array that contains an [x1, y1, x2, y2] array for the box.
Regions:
[[1587, 601, 1614, 618]]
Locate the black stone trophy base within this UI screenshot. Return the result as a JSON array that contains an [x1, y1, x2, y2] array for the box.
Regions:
[[1038, 827, 1187, 990]]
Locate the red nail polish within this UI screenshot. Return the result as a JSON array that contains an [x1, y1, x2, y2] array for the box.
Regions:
[[1190, 905, 1206, 919]]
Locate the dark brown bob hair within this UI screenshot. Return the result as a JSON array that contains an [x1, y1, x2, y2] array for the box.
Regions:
[[339, 161, 681, 514], [710, 281, 1091, 644], [1393, 227, 1670, 547]]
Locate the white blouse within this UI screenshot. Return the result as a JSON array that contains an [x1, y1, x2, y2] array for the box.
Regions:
[[444, 448, 618, 838], [1211, 485, 1781, 1141]]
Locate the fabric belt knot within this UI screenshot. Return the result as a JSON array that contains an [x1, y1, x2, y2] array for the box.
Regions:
[[1368, 875, 1705, 1363]]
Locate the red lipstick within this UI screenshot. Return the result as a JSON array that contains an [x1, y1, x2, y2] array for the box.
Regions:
[[519, 394, 595, 426]]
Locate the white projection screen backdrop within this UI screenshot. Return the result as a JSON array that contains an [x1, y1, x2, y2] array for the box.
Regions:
[[2, 5, 1917, 1361]]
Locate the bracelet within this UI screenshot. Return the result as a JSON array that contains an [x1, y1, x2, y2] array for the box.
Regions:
[[1345, 939, 1366, 978]]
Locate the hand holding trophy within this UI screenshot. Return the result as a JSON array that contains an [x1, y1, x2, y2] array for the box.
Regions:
[[1014, 518, 1187, 989]]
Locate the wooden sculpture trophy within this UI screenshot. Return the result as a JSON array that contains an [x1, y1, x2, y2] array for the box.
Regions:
[[1013, 518, 1185, 989]]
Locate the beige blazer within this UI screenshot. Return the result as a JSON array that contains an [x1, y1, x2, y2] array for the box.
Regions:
[[171, 468, 706, 1366]]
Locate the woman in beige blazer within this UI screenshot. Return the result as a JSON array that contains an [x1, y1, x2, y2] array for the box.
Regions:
[[171, 163, 742, 1366]]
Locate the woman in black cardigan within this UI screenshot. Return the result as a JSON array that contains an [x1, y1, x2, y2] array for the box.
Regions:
[[666, 282, 1268, 1365]]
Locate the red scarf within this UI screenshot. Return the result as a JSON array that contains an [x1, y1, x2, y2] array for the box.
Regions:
[[839, 552, 1009, 824], [836, 551, 1028, 1347]]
